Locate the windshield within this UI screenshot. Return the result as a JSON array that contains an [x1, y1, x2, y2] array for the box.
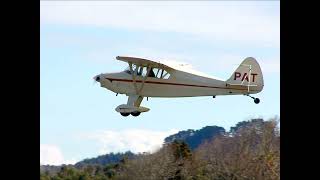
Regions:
[[124, 64, 139, 74], [124, 67, 131, 74]]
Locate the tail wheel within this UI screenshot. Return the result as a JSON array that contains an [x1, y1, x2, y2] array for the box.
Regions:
[[131, 111, 141, 116], [254, 98, 260, 104], [120, 112, 130, 117]]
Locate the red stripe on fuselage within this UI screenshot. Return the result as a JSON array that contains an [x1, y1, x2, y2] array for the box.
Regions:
[[106, 78, 249, 91]]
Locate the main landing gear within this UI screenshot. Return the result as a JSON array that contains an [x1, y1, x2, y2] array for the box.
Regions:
[[120, 111, 141, 117], [245, 94, 260, 104], [131, 111, 141, 116], [120, 112, 130, 117]]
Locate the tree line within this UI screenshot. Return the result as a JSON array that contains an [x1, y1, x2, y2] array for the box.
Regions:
[[40, 118, 280, 180]]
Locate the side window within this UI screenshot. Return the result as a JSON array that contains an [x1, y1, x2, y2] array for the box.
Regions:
[[137, 66, 147, 77], [151, 69, 170, 79], [141, 67, 147, 77], [132, 64, 138, 73], [148, 68, 157, 78], [162, 70, 170, 79], [150, 68, 161, 78], [157, 69, 164, 79], [130, 67, 170, 79]]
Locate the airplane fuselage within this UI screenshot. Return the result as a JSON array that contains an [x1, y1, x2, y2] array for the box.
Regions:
[[94, 56, 264, 116], [96, 69, 262, 98]]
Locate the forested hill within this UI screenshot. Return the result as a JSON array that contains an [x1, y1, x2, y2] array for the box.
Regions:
[[163, 119, 266, 150], [74, 151, 136, 168], [41, 119, 265, 169], [164, 125, 226, 150], [41, 118, 280, 180], [42, 123, 231, 168]]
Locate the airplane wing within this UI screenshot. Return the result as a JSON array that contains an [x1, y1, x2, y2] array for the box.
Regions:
[[116, 56, 174, 70]]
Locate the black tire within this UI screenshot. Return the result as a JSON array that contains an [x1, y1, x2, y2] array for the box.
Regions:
[[131, 111, 141, 116], [254, 98, 260, 104], [120, 112, 130, 117]]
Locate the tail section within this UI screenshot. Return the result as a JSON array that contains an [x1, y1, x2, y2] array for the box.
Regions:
[[226, 57, 264, 92]]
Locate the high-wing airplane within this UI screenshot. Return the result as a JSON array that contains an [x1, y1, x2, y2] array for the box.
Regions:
[[93, 56, 264, 117]]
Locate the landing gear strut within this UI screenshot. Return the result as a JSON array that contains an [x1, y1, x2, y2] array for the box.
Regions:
[[245, 94, 260, 104]]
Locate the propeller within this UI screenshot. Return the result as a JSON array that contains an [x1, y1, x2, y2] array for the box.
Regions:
[[93, 75, 101, 85], [95, 76, 100, 82]]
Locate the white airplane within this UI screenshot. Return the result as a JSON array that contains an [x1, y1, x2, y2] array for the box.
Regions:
[[94, 56, 264, 117]]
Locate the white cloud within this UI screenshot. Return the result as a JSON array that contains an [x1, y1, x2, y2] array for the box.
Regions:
[[40, 144, 77, 165], [40, 1, 279, 76], [40, 1, 279, 47], [80, 129, 179, 154]]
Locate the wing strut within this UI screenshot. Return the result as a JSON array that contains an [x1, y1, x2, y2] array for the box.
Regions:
[[128, 63, 152, 95], [128, 62, 139, 94], [137, 66, 151, 95], [127, 95, 143, 107]]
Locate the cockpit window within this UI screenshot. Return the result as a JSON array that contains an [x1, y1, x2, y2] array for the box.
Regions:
[[124, 65, 170, 79], [124, 67, 132, 74], [124, 69, 131, 74]]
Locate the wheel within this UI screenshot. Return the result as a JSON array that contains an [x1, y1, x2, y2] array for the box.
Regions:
[[254, 98, 260, 104], [131, 111, 141, 116], [120, 112, 130, 117]]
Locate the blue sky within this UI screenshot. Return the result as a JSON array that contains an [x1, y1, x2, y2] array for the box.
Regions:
[[40, 1, 279, 165]]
